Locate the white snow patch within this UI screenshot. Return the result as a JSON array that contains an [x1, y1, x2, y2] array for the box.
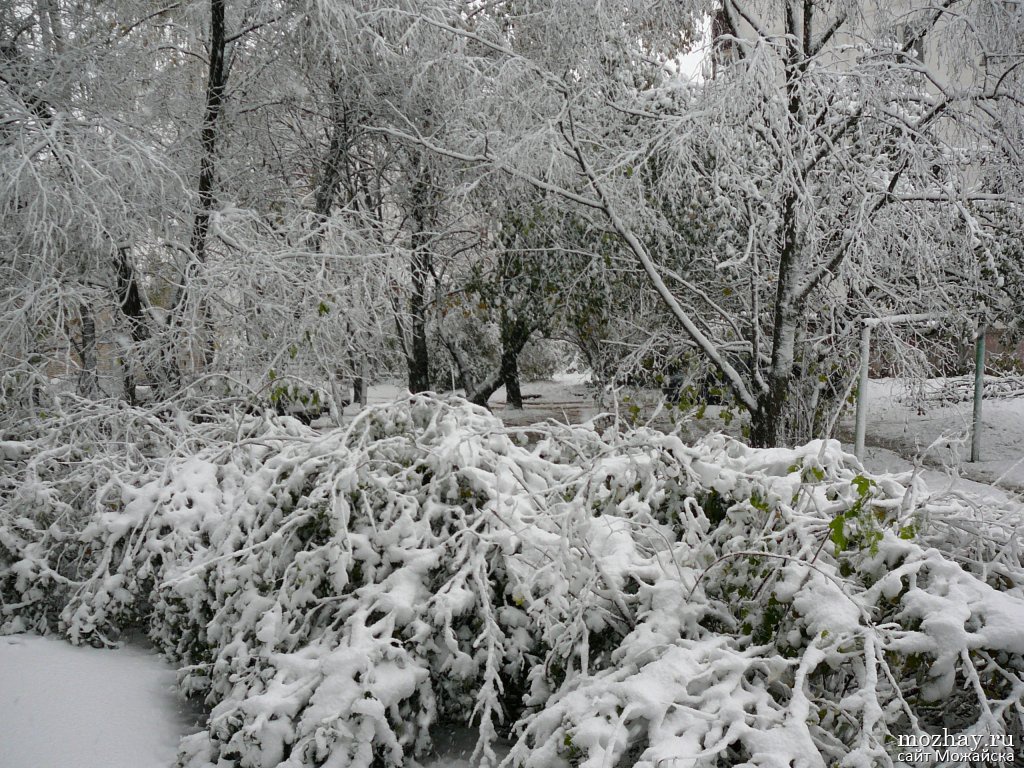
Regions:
[[852, 378, 1024, 493], [0, 634, 199, 768]]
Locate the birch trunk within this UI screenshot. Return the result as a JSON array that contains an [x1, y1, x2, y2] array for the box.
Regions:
[[76, 303, 98, 398]]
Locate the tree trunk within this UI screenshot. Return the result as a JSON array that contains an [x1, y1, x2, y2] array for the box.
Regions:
[[500, 309, 530, 409], [308, 80, 350, 251], [407, 163, 432, 393], [164, 0, 227, 387], [437, 327, 476, 395], [309, 87, 368, 406], [501, 345, 523, 409], [750, 188, 802, 448], [749, 374, 788, 449], [466, 312, 532, 409], [76, 303, 98, 398], [354, 369, 367, 406], [468, 373, 503, 408], [311, 94, 349, 245], [747, 14, 810, 450], [407, 250, 431, 392], [188, 0, 226, 274], [114, 247, 150, 405], [347, 349, 367, 406], [749, 318, 800, 449]]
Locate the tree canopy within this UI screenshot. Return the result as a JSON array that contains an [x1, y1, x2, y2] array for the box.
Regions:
[[2, 0, 1022, 439]]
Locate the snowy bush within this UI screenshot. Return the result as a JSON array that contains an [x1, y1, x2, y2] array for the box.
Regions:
[[2, 395, 1023, 767], [184, 372, 333, 424], [924, 374, 1024, 404]]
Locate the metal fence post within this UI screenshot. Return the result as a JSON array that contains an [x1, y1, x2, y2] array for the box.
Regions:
[[971, 326, 985, 463], [854, 323, 871, 461]]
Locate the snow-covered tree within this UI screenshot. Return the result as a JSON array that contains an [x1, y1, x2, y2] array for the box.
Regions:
[[0, 0, 191, 404], [379, 0, 1024, 445]]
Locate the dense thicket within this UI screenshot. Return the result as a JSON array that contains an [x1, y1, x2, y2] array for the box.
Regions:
[[2, 397, 1022, 766]]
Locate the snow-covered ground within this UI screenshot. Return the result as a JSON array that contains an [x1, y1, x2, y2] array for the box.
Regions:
[[0, 635, 502, 768], [0, 638, 510, 768], [0, 634, 199, 768], [849, 378, 1024, 493], [338, 372, 602, 428]]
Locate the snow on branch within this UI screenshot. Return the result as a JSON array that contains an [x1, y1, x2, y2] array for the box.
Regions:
[[2, 396, 1023, 766]]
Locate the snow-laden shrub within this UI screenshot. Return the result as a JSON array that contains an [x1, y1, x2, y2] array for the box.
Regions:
[[2, 395, 1023, 767], [183, 372, 333, 424], [0, 394, 282, 636], [924, 374, 1024, 404]]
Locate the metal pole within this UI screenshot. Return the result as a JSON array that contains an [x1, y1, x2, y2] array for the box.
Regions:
[[971, 326, 985, 462], [854, 323, 871, 461]]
